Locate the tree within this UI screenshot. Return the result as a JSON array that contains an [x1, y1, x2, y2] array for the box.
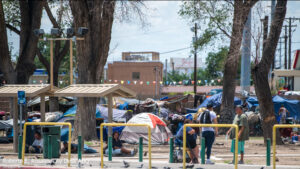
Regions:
[[0, 0, 45, 84], [220, 0, 258, 125], [205, 47, 228, 79], [251, 0, 287, 144], [69, 0, 147, 140]]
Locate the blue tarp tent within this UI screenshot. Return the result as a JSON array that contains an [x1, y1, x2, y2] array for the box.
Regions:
[[63, 105, 102, 118], [246, 95, 300, 118], [198, 93, 242, 109]]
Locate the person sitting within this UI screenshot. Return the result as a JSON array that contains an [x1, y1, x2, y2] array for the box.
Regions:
[[61, 141, 78, 153], [27, 131, 43, 153], [175, 119, 199, 164], [105, 131, 137, 156]]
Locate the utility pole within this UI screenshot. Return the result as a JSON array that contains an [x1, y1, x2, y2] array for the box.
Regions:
[[241, 9, 251, 92], [284, 25, 288, 70], [165, 59, 168, 82], [193, 23, 198, 97]]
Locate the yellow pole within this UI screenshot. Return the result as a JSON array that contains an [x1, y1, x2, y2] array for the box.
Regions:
[[273, 125, 277, 169], [50, 40, 54, 91], [182, 125, 186, 169], [100, 124, 104, 168], [21, 122, 72, 166], [68, 123, 72, 167], [69, 39, 73, 85], [148, 126, 152, 169], [234, 125, 239, 169], [21, 123, 27, 165]]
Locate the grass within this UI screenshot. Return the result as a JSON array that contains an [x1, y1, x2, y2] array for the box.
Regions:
[[85, 141, 93, 146], [223, 160, 231, 164]]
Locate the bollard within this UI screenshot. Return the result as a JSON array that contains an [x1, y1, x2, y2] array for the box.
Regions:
[[201, 137, 205, 164], [139, 137, 143, 162], [266, 138, 271, 166], [169, 137, 174, 163], [18, 135, 22, 159], [78, 136, 82, 160], [108, 136, 112, 161], [48, 135, 52, 159], [232, 139, 235, 164]]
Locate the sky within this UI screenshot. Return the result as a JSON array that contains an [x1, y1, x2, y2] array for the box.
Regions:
[[7, 1, 300, 67]]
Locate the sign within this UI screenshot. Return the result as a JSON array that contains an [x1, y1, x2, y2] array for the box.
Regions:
[[18, 91, 26, 105]]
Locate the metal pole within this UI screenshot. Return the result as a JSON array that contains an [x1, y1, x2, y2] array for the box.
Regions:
[[78, 136, 82, 160], [139, 137, 143, 162], [267, 138, 271, 166], [284, 25, 288, 70], [108, 136, 112, 161], [193, 23, 198, 96], [20, 105, 22, 135], [70, 40, 73, 85], [201, 137, 205, 164], [169, 137, 174, 163], [50, 40, 54, 91], [241, 10, 251, 92], [279, 38, 282, 69], [288, 18, 292, 69], [107, 94, 113, 137]]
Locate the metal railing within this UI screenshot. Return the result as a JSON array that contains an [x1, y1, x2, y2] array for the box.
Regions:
[[100, 123, 152, 168], [21, 122, 72, 167], [183, 124, 239, 169], [272, 124, 300, 169]]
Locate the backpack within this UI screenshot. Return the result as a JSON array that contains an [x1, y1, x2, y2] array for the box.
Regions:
[[199, 110, 212, 124]]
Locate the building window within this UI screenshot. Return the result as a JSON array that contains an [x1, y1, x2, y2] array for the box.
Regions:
[[132, 72, 140, 80]]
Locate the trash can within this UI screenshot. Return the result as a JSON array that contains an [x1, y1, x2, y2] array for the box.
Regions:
[[42, 126, 61, 159]]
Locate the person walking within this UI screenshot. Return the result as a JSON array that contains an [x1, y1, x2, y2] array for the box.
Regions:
[[227, 105, 249, 164], [198, 103, 218, 164]]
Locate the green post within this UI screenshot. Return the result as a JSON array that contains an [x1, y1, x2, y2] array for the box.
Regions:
[[169, 137, 174, 163], [108, 136, 112, 161], [201, 137, 205, 164], [266, 138, 271, 166], [139, 137, 143, 162], [48, 135, 52, 159], [78, 136, 82, 160], [18, 135, 22, 159], [232, 139, 235, 164]]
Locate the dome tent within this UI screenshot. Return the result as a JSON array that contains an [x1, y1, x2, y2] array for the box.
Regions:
[[120, 113, 172, 144]]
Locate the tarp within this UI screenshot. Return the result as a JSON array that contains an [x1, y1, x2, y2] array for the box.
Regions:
[[246, 95, 300, 118], [198, 93, 242, 108], [120, 113, 172, 144], [63, 105, 102, 118], [0, 120, 12, 130], [63, 105, 127, 122]]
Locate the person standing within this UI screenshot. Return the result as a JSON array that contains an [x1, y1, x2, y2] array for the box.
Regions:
[[227, 105, 249, 164], [198, 103, 218, 164], [278, 104, 290, 124]]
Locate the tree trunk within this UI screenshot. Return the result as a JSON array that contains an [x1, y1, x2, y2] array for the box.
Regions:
[[0, 0, 17, 83], [252, 0, 287, 145], [220, 0, 257, 126], [0, 0, 45, 84], [69, 0, 115, 140]]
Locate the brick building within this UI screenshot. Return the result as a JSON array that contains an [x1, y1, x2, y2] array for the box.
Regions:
[[107, 52, 163, 97]]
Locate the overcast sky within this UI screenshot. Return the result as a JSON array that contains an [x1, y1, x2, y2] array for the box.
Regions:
[[7, 1, 300, 66]]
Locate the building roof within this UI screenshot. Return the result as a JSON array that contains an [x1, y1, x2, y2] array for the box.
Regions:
[[273, 69, 300, 77], [54, 84, 136, 97], [0, 84, 51, 97]]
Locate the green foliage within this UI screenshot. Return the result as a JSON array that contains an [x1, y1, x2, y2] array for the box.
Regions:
[[179, 0, 233, 42], [205, 47, 228, 79], [164, 71, 190, 83], [3, 0, 20, 28]]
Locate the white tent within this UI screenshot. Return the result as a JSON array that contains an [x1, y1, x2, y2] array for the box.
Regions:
[[120, 113, 172, 144]]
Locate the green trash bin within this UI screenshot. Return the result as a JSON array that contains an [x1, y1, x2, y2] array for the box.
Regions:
[[42, 126, 61, 159]]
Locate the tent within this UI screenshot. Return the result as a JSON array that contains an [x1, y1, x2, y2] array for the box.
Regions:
[[198, 93, 242, 108], [246, 95, 300, 118], [120, 113, 172, 144], [63, 105, 102, 118]]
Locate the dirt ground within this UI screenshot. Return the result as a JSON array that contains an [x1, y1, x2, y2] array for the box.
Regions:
[[0, 136, 299, 166]]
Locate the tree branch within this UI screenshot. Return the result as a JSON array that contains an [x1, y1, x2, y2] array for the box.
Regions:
[[44, 2, 60, 28], [5, 24, 20, 35], [36, 49, 50, 73], [56, 40, 70, 65]]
